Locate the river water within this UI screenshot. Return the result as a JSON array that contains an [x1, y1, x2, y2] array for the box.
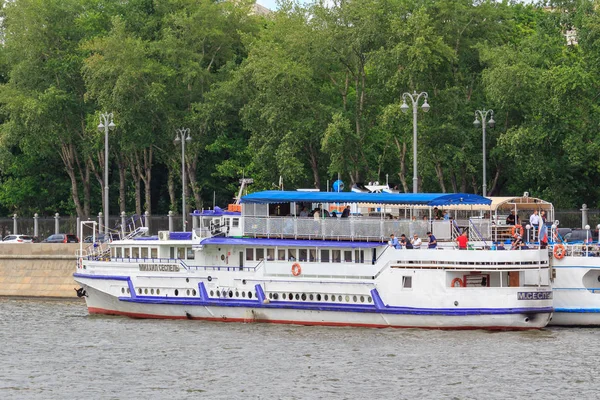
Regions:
[[0, 297, 597, 399]]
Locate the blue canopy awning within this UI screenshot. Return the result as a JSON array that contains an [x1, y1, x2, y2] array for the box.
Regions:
[[241, 191, 491, 206]]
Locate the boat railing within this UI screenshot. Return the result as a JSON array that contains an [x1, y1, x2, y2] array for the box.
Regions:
[[241, 216, 559, 245], [100, 257, 180, 264], [194, 227, 212, 239], [557, 243, 600, 257], [243, 216, 443, 242], [253, 259, 265, 271], [468, 219, 489, 247], [178, 259, 190, 270]]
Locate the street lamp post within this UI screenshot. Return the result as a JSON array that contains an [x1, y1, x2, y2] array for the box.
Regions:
[[473, 109, 495, 197], [174, 128, 192, 231], [97, 113, 116, 234], [401, 91, 430, 193]]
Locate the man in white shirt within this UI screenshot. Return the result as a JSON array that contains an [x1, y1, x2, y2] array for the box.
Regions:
[[529, 210, 540, 228], [411, 234, 422, 249]]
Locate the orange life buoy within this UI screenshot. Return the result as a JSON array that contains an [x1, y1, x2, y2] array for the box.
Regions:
[[291, 262, 302, 276], [553, 244, 566, 260], [451, 278, 465, 287], [511, 224, 524, 238]]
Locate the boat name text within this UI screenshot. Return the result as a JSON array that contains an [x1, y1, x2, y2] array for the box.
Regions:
[[139, 264, 180, 272], [517, 291, 552, 300]]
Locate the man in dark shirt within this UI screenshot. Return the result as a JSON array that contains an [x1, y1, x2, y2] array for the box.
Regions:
[[400, 234, 413, 249], [505, 211, 519, 225], [341, 206, 351, 218], [427, 231, 437, 249]]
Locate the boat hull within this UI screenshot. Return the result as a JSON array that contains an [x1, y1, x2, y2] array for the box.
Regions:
[[550, 256, 600, 326], [77, 281, 552, 330]]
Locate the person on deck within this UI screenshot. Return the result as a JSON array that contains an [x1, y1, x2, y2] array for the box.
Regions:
[[411, 234, 422, 249], [529, 210, 540, 230], [427, 232, 437, 249], [389, 234, 401, 249], [341, 206, 351, 218], [299, 207, 309, 217], [506, 211, 519, 225], [511, 235, 525, 250], [400, 234, 413, 249], [456, 231, 468, 250]]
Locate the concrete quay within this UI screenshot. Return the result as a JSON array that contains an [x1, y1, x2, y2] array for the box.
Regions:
[[0, 243, 79, 298]]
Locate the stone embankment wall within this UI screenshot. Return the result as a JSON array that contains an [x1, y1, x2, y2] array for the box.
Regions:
[[0, 244, 79, 297]]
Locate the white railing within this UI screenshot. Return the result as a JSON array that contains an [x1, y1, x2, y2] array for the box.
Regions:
[[243, 217, 443, 241], [241, 216, 548, 244]]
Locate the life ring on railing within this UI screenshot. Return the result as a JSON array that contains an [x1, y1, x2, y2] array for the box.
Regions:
[[511, 224, 524, 238], [553, 244, 566, 260], [451, 278, 465, 287], [291, 263, 302, 276]]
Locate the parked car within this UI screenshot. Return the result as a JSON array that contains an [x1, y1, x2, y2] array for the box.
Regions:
[[43, 234, 79, 243], [2, 234, 34, 243], [564, 229, 599, 243]]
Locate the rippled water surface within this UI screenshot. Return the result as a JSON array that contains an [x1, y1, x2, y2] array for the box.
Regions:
[[1, 298, 598, 399]]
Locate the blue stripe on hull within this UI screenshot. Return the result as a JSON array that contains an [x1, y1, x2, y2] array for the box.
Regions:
[[554, 308, 600, 313], [118, 295, 552, 316]]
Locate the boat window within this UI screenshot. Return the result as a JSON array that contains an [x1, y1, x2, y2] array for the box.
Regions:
[[202, 218, 211, 228], [309, 249, 317, 262], [321, 249, 330, 263], [288, 249, 297, 261], [402, 276, 412, 288], [266, 248, 275, 261], [256, 248, 265, 261], [332, 250, 341, 263], [246, 248, 254, 261], [141, 247, 148, 258], [233, 218, 240, 228], [355, 249, 364, 264], [116, 247, 122, 258], [278, 249, 286, 261], [187, 247, 195, 260], [344, 250, 352, 262], [299, 249, 308, 262], [224, 218, 231, 226], [151, 248, 158, 259], [132, 247, 140, 258], [124, 248, 130, 258], [177, 247, 185, 259], [170, 247, 175, 259]]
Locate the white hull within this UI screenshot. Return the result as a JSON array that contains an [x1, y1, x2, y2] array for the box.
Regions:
[[550, 256, 600, 326], [79, 284, 551, 330], [74, 246, 553, 330]]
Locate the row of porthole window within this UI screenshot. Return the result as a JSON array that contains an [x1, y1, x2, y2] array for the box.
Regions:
[[121, 287, 197, 297], [119, 286, 371, 304], [209, 290, 256, 299], [271, 292, 372, 303]]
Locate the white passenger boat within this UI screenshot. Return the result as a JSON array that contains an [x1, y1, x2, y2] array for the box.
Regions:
[[547, 239, 600, 326], [400, 193, 600, 327], [73, 191, 553, 330]]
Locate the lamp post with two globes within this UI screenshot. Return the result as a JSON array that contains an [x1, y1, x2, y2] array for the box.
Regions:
[[97, 113, 116, 233], [174, 128, 192, 231], [473, 109, 495, 197], [401, 91, 430, 193]]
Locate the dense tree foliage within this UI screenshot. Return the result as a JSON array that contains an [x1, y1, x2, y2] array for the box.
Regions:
[[0, 0, 598, 217]]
